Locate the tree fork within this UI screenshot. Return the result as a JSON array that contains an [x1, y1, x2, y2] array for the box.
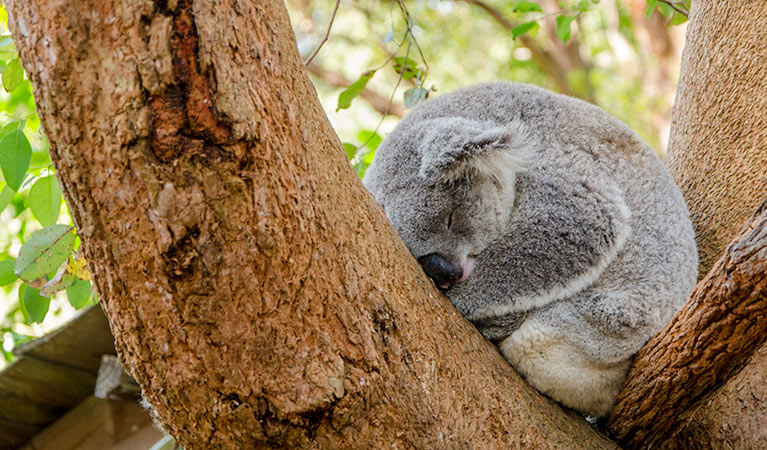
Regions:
[[5, 0, 614, 448], [608, 201, 767, 448]]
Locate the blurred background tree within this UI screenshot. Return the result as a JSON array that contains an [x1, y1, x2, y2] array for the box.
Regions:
[[0, 0, 686, 369]]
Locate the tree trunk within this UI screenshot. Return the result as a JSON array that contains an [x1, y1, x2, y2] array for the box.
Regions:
[[607, 202, 767, 448], [666, 0, 767, 277], [5, 0, 614, 448], [608, 1, 767, 447]]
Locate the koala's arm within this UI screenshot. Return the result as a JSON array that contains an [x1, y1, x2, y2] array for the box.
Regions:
[[456, 171, 632, 328]]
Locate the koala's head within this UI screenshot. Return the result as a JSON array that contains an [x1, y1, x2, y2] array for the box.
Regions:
[[364, 117, 531, 290]]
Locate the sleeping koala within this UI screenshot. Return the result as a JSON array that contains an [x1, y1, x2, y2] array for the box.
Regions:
[[362, 82, 698, 417]]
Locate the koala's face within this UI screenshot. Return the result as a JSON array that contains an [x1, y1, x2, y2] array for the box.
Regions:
[[364, 117, 529, 289], [384, 175, 513, 274]]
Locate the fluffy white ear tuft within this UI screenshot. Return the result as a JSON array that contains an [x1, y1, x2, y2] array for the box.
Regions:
[[417, 118, 534, 185]]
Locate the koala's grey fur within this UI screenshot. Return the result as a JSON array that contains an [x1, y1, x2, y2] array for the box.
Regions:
[[363, 82, 698, 417]]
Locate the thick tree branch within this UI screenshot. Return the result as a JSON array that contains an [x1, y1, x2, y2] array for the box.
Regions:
[[608, 200, 767, 448], [6, 0, 615, 447]]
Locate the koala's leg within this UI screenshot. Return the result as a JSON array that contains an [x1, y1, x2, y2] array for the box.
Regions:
[[497, 298, 636, 417]]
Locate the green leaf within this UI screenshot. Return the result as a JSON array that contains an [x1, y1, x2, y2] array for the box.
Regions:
[[0, 129, 31, 191], [0, 259, 16, 285], [0, 184, 14, 213], [336, 70, 376, 111], [20, 284, 50, 324], [14, 225, 76, 281], [357, 130, 382, 151], [392, 57, 420, 80], [645, 0, 658, 17], [404, 86, 428, 108], [511, 1, 542, 13], [511, 21, 538, 39], [555, 15, 575, 43], [656, 3, 674, 17], [2, 58, 23, 92], [669, 12, 689, 25], [66, 278, 91, 309], [29, 175, 62, 226], [575, 0, 590, 11], [342, 142, 357, 160], [0, 121, 22, 141]]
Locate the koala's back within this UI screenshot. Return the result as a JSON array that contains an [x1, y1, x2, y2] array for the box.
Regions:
[[366, 82, 698, 417]]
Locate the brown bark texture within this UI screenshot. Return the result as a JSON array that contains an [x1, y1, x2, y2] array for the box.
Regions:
[[5, 0, 615, 448], [663, 341, 767, 450], [666, 0, 767, 277], [607, 201, 767, 448]]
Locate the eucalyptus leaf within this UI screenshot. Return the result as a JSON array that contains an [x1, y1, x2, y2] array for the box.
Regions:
[[66, 278, 91, 309], [21, 284, 50, 324], [0, 129, 31, 191], [29, 175, 62, 226], [14, 224, 76, 281], [0, 185, 14, 213], [511, 21, 538, 39], [392, 57, 420, 80], [0, 259, 16, 285], [555, 15, 575, 43], [342, 142, 357, 160], [336, 70, 376, 111], [0, 121, 22, 141], [404, 86, 428, 108], [511, 1, 542, 13], [2, 57, 23, 92]]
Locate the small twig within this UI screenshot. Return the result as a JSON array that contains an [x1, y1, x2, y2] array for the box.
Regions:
[[352, 34, 413, 169], [303, 0, 341, 66], [657, 0, 689, 17]]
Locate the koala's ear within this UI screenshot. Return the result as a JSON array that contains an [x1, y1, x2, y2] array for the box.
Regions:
[[417, 118, 532, 183]]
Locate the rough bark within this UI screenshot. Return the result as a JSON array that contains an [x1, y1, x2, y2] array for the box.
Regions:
[[5, 0, 615, 448], [666, 0, 767, 277], [663, 341, 767, 450], [607, 202, 767, 448]]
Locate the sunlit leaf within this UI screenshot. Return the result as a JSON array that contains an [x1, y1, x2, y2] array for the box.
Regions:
[[342, 142, 357, 160], [556, 15, 575, 43], [66, 278, 91, 309], [0, 184, 14, 213], [67, 255, 91, 280], [392, 57, 420, 80], [29, 175, 62, 226], [0, 259, 16, 285], [2, 57, 23, 92], [645, 0, 658, 17], [357, 130, 382, 151], [14, 225, 76, 281], [19, 284, 50, 324], [656, 3, 674, 17], [404, 86, 428, 108], [511, 21, 538, 39], [0, 129, 31, 191], [670, 12, 689, 25], [511, 1, 542, 13], [0, 121, 22, 141], [337, 70, 376, 111]]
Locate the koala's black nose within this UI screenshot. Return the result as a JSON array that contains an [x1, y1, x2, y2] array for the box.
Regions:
[[417, 253, 463, 290]]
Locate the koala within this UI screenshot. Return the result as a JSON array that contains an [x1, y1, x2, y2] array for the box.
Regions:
[[362, 82, 698, 417]]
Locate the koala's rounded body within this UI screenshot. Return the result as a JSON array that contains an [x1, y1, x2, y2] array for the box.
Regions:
[[363, 82, 698, 417]]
